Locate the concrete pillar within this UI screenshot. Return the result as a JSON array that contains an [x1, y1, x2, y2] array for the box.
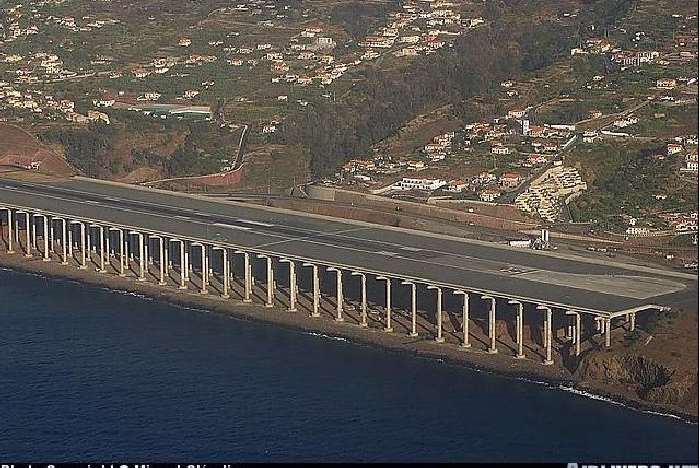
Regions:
[[243, 252, 252, 303], [6, 208, 14, 253], [30, 214, 36, 251], [604, 318, 611, 348], [455, 291, 471, 349], [97, 225, 105, 271], [157, 237, 165, 285], [303, 263, 320, 317], [78, 222, 87, 269], [377, 276, 392, 332], [22, 212, 32, 258], [402, 281, 418, 337], [117, 229, 125, 276], [178, 240, 187, 289], [482, 295, 497, 354], [428, 286, 444, 343], [630, 312, 636, 332], [105, 227, 111, 272], [183, 242, 190, 283], [566, 311, 581, 357], [259, 255, 274, 308], [85, 225, 91, 261], [328, 267, 344, 321], [136, 232, 145, 281], [538, 305, 554, 365], [163, 238, 169, 276], [281, 259, 297, 312], [218, 248, 229, 298], [509, 300, 525, 359], [196, 243, 207, 294], [352, 271, 368, 327], [60, 219, 67, 264], [41, 215, 49, 261]]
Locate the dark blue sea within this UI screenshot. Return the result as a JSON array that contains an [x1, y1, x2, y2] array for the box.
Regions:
[[0, 268, 697, 462]]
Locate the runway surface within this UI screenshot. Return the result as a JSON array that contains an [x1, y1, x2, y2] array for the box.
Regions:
[[0, 176, 696, 314]]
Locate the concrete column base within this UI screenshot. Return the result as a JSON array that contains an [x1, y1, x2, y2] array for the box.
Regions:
[[409, 332, 419, 337], [24, 254, 32, 259], [7, 249, 15, 254], [515, 353, 526, 359], [158, 281, 166, 286], [200, 289, 208, 295], [221, 294, 230, 299], [334, 316, 344, 322], [137, 277, 146, 282], [178, 284, 187, 290], [488, 348, 498, 354], [543, 359, 554, 366], [434, 337, 445, 343], [265, 303, 274, 308], [460, 343, 471, 349], [383, 326, 393, 333], [42, 258, 51, 262], [288, 307, 297, 312], [310, 312, 321, 318], [79, 265, 88, 270], [243, 298, 253, 303]]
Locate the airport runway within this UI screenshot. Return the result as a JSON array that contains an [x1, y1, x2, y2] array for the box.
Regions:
[[0, 176, 696, 314]]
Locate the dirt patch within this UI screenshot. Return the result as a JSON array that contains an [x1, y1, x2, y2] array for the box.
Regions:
[[0, 124, 73, 176]]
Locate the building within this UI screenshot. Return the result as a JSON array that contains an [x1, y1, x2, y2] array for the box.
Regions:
[[480, 188, 502, 202], [445, 180, 467, 192], [392, 178, 446, 191], [657, 78, 677, 89], [492, 145, 512, 155], [500, 172, 522, 189]]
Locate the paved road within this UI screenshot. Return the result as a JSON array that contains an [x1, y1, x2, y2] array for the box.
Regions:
[[0, 176, 696, 315]]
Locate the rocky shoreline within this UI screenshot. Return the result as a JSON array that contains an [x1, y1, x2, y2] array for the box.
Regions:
[[0, 251, 696, 424]]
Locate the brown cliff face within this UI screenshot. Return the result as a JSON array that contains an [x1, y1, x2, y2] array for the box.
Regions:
[[575, 351, 698, 417]]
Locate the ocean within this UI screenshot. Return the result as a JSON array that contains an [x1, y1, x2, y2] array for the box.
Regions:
[[0, 268, 696, 462]]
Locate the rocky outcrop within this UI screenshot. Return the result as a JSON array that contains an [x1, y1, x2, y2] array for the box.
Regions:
[[575, 351, 698, 414]]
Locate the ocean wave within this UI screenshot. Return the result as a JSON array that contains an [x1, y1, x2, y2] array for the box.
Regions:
[[303, 331, 349, 343], [557, 384, 692, 423]]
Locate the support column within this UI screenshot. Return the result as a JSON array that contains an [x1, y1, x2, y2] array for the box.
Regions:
[[352, 271, 368, 327], [455, 290, 471, 349], [6, 208, 14, 253], [136, 232, 145, 281], [281, 259, 297, 312], [428, 286, 444, 343], [195, 243, 207, 294], [105, 227, 111, 272], [566, 310, 581, 357], [377, 276, 392, 332], [118, 229, 125, 276], [163, 238, 169, 276], [22, 212, 32, 258], [328, 267, 344, 321], [41, 215, 49, 261], [85, 225, 91, 262], [78, 222, 87, 269], [242, 252, 252, 303], [178, 240, 187, 289], [61, 219, 67, 264], [217, 247, 229, 298], [183, 242, 190, 284], [402, 281, 418, 337], [604, 317, 611, 348], [157, 236, 165, 285], [509, 300, 525, 359], [538, 305, 554, 365], [97, 225, 105, 272], [258, 255, 274, 308], [302, 263, 321, 318], [630, 312, 636, 332], [31, 214, 36, 251], [482, 295, 498, 354]]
